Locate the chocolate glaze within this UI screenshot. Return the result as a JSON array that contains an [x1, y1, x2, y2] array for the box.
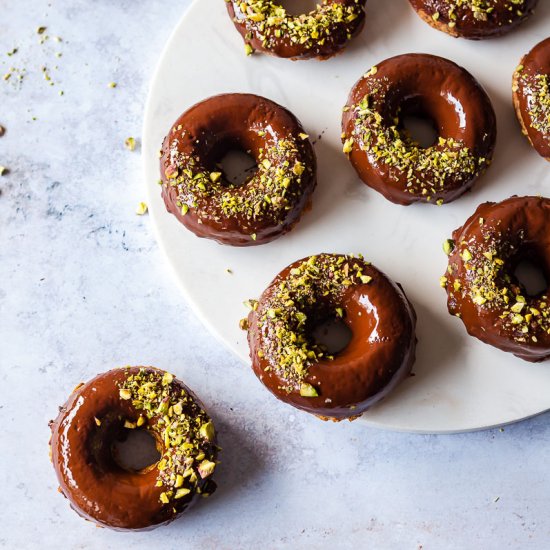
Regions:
[[408, 0, 538, 39], [342, 54, 496, 205], [513, 37, 550, 160], [443, 196, 550, 362], [226, 0, 366, 60], [247, 254, 417, 419], [49, 367, 217, 531], [160, 93, 316, 246]]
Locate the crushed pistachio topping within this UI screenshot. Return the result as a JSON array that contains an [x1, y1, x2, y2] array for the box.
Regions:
[[118, 368, 217, 505], [428, 1, 530, 25], [443, 225, 550, 344], [343, 82, 488, 202], [231, 0, 364, 53], [248, 254, 372, 393], [518, 70, 550, 136], [164, 134, 312, 236]]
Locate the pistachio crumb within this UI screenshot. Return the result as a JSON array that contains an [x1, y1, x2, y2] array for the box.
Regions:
[[136, 202, 148, 215], [300, 383, 318, 397]]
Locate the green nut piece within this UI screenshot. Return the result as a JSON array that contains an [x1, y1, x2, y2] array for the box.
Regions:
[[299, 383, 318, 397]]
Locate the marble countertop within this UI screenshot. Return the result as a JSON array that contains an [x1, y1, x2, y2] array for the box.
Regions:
[[1, 1, 549, 548]]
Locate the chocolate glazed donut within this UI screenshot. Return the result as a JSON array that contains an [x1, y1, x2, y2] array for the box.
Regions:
[[442, 196, 550, 362], [245, 254, 417, 420], [408, 0, 538, 39], [49, 367, 218, 530], [513, 37, 550, 160], [342, 54, 496, 206], [226, 0, 367, 60], [160, 94, 316, 246]]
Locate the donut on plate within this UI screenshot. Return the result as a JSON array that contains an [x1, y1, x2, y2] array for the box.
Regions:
[[225, 0, 367, 60], [49, 367, 218, 530], [341, 54, 496, 206], [408, 0, 538, 39], [442, 196, 550, 362], [244, 253, 417, 420], [160, 94, 317, 246], [513, 37, 550, 161]]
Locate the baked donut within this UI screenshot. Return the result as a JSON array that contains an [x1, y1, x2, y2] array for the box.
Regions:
[[442, 196, 550, 362], [245, 253, 417, 419], [225, 0, 367, 60], [160, 94, 316, 246], [408, 0, 538, 39], [342, 54, 496, 206], [49, 367, 218, 530], [513, 37, 550, 161]]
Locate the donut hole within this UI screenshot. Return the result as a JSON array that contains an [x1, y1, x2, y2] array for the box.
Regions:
[[216, 147, 257, 188], [401, 114, 439, 148], [393, 96, 439, 148], [513, 257, 548, 297], [310, 315, 353, 356], [111, 428, 161, 473], [279, 0, 319, 15]]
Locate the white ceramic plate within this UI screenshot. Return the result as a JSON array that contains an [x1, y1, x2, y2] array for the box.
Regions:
[[143, 0, 550, 433]]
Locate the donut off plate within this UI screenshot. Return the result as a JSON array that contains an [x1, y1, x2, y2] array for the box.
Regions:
[[143, 0, 550, 434]]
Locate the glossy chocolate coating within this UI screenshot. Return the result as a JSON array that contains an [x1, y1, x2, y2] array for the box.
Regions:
[[513, 37, 550, 160], [247, 255, 417, 419], [443, 196, 550, 362], [408, 0, 538, 39], [160, 93, 316, 246], [342, 54, 496, 205], [49, 367, 217, 531], [226, 0, 366, 60]]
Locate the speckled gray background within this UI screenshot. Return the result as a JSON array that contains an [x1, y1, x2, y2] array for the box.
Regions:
[[1, 1, 550, 548]]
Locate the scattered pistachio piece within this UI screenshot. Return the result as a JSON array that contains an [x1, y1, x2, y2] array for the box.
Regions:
[[136, 202, 148, 215], [125, 137, 136, 151]]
